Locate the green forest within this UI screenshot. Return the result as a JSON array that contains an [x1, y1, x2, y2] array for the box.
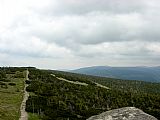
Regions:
[[24, 68, 160, 120], [0, 67, 159, 120]]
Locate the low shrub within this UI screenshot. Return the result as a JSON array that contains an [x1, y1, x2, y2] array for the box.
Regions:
[[8, 82, 16, 86]]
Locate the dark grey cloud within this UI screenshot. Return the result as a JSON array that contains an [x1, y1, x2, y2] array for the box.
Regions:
[[30, 12, 160, 47]]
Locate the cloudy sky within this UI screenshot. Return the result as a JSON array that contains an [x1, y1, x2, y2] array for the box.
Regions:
[[0, 0, 160, 69]]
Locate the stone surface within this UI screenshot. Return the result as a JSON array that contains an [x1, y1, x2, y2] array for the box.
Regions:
[[87, 107, 157, 120]]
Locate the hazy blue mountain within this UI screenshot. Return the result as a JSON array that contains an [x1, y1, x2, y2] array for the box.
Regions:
[[70, 66, 160, 82]]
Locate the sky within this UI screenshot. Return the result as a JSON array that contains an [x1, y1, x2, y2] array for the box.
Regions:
[[0, 0, 160, 69]]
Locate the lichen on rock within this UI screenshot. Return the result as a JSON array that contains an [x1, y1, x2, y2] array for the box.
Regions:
[[87, 107, 157, 120]]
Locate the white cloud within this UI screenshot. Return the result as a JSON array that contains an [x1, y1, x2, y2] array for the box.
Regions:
[[0, 0, 160, 69]]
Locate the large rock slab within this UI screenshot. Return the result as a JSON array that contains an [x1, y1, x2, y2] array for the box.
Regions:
[[87, 107, 157, 120]]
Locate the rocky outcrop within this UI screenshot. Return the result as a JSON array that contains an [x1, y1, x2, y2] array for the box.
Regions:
[[87, 107, 157, 120]]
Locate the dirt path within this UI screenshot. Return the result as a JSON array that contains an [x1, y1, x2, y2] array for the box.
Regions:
[[51, 74, 88, 86], [93, 82, 110, 89], [58, 77, 88, 86], [19, 70, 29, 120], [51, 74, 110, 89]]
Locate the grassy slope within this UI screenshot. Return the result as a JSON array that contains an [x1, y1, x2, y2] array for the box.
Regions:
[[0, 75, 24, 120]]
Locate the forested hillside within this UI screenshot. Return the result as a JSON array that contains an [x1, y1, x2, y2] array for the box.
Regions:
[[71, 66, 160, 82], [25, 68, 160, 120]]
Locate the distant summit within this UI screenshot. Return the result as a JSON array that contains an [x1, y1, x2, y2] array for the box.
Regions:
[[71, 66, 160, 83]]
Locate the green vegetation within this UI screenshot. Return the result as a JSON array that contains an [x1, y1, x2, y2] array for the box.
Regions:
[[1, 67, 159, 120], [55, 70, 160, 93], [0, 67, 26, 120], [28, 113, 41, 120], [26, 69, 160, 120]]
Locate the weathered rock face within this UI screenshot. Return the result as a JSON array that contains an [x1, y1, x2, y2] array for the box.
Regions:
[[87, 107, 157, 120]]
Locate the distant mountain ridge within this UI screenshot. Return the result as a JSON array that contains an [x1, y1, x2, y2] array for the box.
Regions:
[[70, 66, 160, 83]]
